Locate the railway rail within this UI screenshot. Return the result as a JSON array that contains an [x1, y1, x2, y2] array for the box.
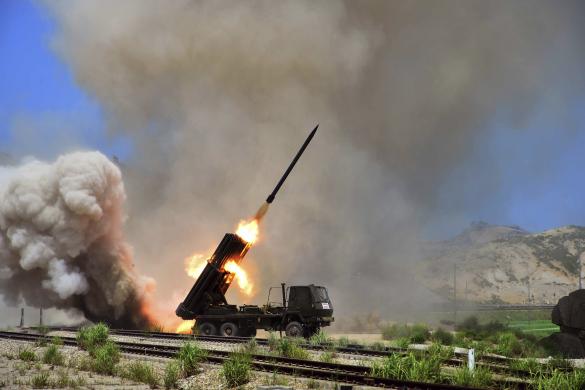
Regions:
[[5, 329, 531, 389], [44, 326, 510, 364]]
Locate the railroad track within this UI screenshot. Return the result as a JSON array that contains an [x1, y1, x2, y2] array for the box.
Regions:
[[2, 330, 530, 389], [44, 326, 510, 365]]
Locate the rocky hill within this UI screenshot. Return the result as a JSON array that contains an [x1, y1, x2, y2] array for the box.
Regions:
[[417, 222, 585, 304]]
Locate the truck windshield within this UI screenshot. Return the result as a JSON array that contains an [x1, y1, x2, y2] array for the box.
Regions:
[[313, 287, 329, 302]]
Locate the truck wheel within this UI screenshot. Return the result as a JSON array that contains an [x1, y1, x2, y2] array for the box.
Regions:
[[198, 322, 217, 336], [285, 321, 303, 337], [219, 322, 239, 337]]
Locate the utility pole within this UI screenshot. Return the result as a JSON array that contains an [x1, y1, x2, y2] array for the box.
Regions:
[[579, 253, 583, 290], [19, 308, 24, 328], [39, 306, 43, 326], [453, 263, 457, 326]]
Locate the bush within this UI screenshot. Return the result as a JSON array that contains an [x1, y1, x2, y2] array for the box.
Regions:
[[19, 348, 37, 362], [450, 367, 493, 388], [77, 323, 109, 353], [120, 361, 159, 387], [381, 323, 411, 340], [221, 352, 251, 387], [395, 337, 410, 349], [92, 341, 120, 375], [163, 361, 180, 389], [533, 369, 585, 389], [177, 342, 207, 377], [42, 344, 64, 366], [431, 328, 453, 345], [409, 324, 430, 343]]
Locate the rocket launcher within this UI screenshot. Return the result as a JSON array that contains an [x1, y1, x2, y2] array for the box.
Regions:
[[175, 125, 318, 320]]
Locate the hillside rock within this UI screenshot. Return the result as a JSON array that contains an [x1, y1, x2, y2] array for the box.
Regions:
[[418, 222, 585, 304]]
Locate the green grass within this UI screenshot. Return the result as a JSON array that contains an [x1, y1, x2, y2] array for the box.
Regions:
[[221, 352, 252, 387], [319, 350, 336, 363], [309, 330, 331, 346], [507, 320, 559, 337], [76, 323, 109, 354], [450, 366, 493, 388], [381, 323, 430, 344], [42, 344, 65, 366], [371, 352, 442, 382], [274, 337, 310, 360], [163, 361, 180, 389], [120, 361, 160, 387], [177, 342, 207, 377], [532, 369, 585, 389], [431, 327, 453, 345], [31, 371, 50, 388], [18, 348, 37, 362], [92, 340, 120, 375]]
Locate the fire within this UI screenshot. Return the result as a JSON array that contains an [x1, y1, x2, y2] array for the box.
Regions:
[[224, 260, 253, 295], [176, 320, 194, 334], [185, 253, 207, 279], [236, 219, 259, 244]]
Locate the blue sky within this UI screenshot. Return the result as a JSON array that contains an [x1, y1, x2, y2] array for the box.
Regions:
[[1, 0, 584, 237], [0, 0, 131, 160]]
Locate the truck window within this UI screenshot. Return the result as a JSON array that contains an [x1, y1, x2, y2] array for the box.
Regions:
[[313, 287, 329, 302], [290, 287, 310, 305]]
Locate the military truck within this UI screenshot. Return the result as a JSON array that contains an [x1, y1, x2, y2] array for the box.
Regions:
[[175, 125, 334, 337], [175, 233, 334, 337]]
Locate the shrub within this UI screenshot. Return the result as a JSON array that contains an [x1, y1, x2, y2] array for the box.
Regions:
[[120, 361, 159, 387], [532, 369, 585, 389], [177, 342, 207, 377], [409, 324, 430, 344], [19, 348, 37, 362], [239, 338, 258, 355], [51, 337, 63, 346], [493, 332, 523, 357], [336, 336, 350, 347], [450, 366, 493, 388], [431, 328, 453, 345], [370, 341, 386, 351], [42, 344, 64, 366], [92, 341, 120, 375], [381, 323, 411, 340], [163, 361, 180, 389], [77, 323, 109, 353], [31, 371, 50, 388], [221, 352, 251, 387]]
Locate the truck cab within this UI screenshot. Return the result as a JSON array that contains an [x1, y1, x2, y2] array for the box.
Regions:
[[283, 285, 334, 337]]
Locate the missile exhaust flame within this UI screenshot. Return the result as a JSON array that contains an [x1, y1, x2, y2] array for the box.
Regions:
[[224, 260, 253, 295]]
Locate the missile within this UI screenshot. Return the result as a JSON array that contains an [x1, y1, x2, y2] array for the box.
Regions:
[[265, 124, 318, 204]]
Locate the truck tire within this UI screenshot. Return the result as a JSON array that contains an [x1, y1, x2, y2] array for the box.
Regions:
[[285, 321, 303, 337], [219, 322, 239, 337], [198, 322, 217, 336]]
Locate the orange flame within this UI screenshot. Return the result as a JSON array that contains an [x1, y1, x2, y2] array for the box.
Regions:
[[185, 253, 207, 279], [176, 320, 194, 334], [224, 260, 253, 295], [236, 219, 259, 244]]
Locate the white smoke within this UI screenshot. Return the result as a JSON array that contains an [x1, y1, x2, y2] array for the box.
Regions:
[[0, 151, 152, 327]]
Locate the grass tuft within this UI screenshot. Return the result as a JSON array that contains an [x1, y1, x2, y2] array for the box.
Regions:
[[221, 352, 252, 387], [76, 323, 109, 353], [92, 340, 120, 375], [163, 361, 180, 389], [120, 361, 159, 387], [42, 344, 65, 366], [19, 348, 37, 362], [450, 366, 493, 388], [275, 337, 309, 360], [177, 342, 207, 377]]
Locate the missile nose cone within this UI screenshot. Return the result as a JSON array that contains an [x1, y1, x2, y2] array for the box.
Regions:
[[265, 124, 319, 204]]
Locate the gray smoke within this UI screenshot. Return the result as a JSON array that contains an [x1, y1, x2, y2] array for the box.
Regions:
[[0, 152, 152, 328], [45, 0, 585, 321]]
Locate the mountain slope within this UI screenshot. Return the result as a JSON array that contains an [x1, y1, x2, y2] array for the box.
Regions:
[[417, 222, 585, 304]]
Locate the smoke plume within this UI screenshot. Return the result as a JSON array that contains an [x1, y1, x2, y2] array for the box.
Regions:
[[0, 151, 152, 328], [43, 0, 585, 320]]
